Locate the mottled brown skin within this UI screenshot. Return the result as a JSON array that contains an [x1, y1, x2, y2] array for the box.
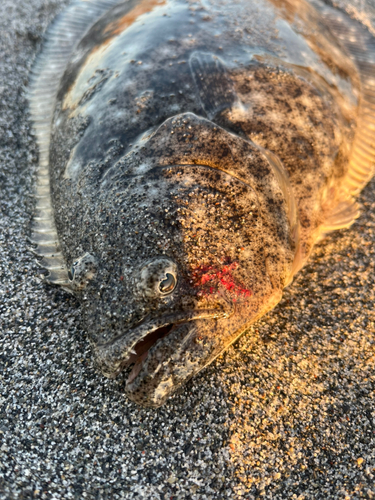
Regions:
[[48, 0, 360, 406], [225, 65, 356, 258]]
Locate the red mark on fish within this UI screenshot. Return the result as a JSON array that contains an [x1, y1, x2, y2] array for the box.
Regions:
[[191, 261, 252, 299]]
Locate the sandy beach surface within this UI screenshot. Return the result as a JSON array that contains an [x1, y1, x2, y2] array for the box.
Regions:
[[1, 0, 375, 498]]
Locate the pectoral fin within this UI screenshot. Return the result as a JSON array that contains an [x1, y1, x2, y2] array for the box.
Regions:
[[322, 194, 360, 232]]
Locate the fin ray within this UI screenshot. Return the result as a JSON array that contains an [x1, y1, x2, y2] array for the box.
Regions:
[[28, 0, 122, 287], [321, 195, 360, 232], [315, 2, 375, 196]]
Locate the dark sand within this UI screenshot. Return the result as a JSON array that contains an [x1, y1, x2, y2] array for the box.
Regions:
[[1, 0, 375, 498]]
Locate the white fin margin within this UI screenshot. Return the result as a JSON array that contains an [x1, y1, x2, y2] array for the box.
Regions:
[[28, 0, 123, 287]]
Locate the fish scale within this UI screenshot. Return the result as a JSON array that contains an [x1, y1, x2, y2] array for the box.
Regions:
[[28, 0, 375, 407]]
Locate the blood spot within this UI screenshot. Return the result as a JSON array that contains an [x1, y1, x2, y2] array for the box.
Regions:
[[191, 260, 252, 298]]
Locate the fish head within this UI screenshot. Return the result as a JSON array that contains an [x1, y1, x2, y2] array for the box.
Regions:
[[71, 113, 297, 407]]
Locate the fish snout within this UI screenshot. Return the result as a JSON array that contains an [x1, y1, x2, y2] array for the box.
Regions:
[[92, 308, 233, 407]]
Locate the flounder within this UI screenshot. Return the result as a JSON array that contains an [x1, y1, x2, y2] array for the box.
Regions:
[[28, 0, 375, 407]]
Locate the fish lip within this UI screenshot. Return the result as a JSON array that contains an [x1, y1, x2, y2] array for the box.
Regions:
[[96, 307, 233, 377]]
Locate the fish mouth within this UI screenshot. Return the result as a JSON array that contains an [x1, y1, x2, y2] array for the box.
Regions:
[[126, 323, 176, 385], [96, 307, 231, 381]]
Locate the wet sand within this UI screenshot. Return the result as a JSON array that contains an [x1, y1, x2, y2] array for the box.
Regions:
[[1, 0, 375, 498]]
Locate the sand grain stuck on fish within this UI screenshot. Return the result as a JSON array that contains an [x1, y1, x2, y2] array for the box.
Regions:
[[1, 0, 375, 498]]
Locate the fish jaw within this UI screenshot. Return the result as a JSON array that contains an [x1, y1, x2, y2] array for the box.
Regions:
[[92, 307, 231, 387], [91, 286, 282, 408], [123, 286, 284, 407], [125, 319, 224, 408]]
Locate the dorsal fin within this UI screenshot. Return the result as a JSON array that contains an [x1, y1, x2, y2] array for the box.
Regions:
[[314, 2, 375, 197], [28, 0, 121, 289], [189, 51, 243, 119]]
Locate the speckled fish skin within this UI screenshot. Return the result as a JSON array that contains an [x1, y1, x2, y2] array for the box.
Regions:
[[30, 0, 374, 407]]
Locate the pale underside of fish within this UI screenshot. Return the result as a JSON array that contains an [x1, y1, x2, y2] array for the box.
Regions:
[[28, 0, 375, 407]]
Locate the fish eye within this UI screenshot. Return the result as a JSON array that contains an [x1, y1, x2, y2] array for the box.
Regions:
[[137, 257, 178, 298], [159, 272, 176, 295]]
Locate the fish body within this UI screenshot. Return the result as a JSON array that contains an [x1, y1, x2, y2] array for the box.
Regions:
[[29, 0, 375, 407]]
